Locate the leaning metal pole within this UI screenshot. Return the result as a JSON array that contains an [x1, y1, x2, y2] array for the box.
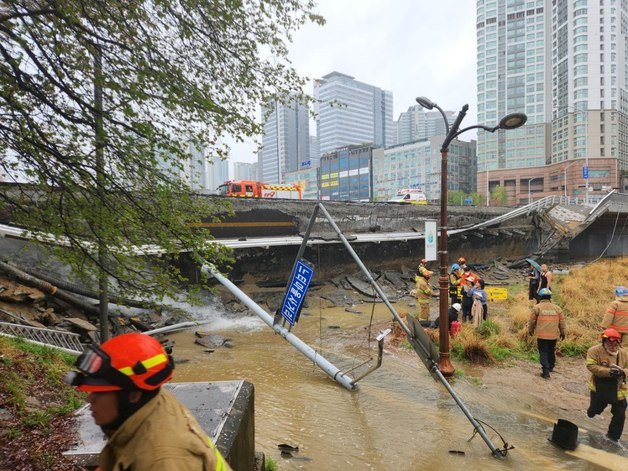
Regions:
[[316, 202, 504, 456], [200, 263, 356, 391]]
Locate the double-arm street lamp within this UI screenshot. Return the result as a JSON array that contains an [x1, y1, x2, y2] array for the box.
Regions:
[[416, 96, 527, 377]]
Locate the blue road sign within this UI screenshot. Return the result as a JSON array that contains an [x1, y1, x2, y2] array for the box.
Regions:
[[281, 259, 314, 326], [582, 165, 589, 179]]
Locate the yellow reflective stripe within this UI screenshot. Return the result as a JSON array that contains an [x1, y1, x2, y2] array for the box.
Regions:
[[118, 353, 168, 376], [586, 358, 597, 365], [207, 438, 229, 471]]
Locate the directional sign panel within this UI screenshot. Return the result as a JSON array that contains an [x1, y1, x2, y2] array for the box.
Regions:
[[486, 287, 508, 302], [280, 259, 314, 326], [582, 165, 589, 179]]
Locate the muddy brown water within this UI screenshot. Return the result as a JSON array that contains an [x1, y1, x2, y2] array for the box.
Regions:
[[169, 302, 627, 470]]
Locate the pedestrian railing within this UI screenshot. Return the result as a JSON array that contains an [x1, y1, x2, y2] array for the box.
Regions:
[[0, 321, 83, 354]]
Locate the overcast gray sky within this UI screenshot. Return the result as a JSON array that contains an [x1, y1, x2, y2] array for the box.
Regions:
[[227, 0, 477, 166]]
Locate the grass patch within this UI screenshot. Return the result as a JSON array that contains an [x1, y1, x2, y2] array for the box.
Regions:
[[559, 339, 593, 357], [478, 319, 501, 338], [0, 335, 85, 469], [265, 456, 278, 471], [468, 376, 484, 386]]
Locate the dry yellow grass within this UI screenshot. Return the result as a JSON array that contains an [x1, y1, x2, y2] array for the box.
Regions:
[[450, 257, 627, 363], [451, 324, 494, 364], [554, 257, 628, 348]]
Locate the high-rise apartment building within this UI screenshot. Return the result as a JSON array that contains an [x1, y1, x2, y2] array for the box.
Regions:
[[314, 72, 393, 155], [476, 0, 628, 205], [259, 97, 309, 184], [395, 105, 457, 145]]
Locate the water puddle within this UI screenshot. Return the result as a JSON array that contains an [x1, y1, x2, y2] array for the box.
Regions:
[[168, 302, 626, 470]]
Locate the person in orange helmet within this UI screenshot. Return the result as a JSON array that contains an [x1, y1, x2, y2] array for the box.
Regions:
[[66, 333, 231, 471], [586, 328, 628, 443]]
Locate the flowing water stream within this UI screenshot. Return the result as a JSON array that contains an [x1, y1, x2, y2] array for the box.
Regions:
[[168, 300, 627, 470]]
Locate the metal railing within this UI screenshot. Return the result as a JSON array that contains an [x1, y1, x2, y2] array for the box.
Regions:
[[0, 321, 83, 355]]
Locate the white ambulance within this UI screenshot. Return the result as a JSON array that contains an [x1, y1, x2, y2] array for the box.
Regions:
[[388, 188, 428, 205]]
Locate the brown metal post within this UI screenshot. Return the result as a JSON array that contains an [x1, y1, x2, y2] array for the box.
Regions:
[[438, 147, 454, 376]]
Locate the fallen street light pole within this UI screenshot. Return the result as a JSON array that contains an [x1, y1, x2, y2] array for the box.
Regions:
[[200, 262, 357, 391], [416, 96, 527, 377]]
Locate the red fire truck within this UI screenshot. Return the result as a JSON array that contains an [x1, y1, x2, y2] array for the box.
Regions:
[[217, 180, 302, 200]]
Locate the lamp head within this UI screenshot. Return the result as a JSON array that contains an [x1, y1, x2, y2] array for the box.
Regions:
[[498, 112, 527, 130], [415, 96, 436, 110]]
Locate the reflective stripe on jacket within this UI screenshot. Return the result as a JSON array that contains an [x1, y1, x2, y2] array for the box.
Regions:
[[449, 272, 461, 297], [586, 343, 628, 401], [601, 296, 628, 334], [99, 388, 231, 471], [528, 300, 565, 340]]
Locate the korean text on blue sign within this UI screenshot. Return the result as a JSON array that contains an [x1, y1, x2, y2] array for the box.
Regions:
[[582, 165, 589, 179], [280, 260, 314, 326]]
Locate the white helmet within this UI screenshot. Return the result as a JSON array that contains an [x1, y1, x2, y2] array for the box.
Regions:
[[452, 303, 462, 312]]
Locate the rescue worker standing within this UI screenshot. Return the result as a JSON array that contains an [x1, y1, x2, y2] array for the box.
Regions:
[[528, 288, 566, 379], [414, 268, 433, 322], [66, 333, 231, 471], [449, 263, 462, 306], [601, 286, 628, 345], [586, 328, 627, 443]]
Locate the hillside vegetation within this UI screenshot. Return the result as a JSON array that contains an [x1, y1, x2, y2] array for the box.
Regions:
[[0, 337, 84, 470]]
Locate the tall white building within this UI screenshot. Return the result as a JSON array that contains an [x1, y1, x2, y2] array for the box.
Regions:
[[233, 162, 258, 181], [476, 0, 627, 205], [189, 146, 228, 191], [309, 135, 320, 168], [259, 97, 309, 184], [314, 72, 393, 155], [395, 105, 457, 145]]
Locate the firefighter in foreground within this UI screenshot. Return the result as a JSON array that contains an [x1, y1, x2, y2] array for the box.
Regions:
[[601, 286, 628, 345], [65, 333, 231, 471], [586, 328, 627, 443], [527, 288, 566, 379]]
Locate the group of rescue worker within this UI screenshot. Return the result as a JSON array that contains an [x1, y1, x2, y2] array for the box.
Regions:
[[413, 256, 488, 328], [527, 284, 628, 444]]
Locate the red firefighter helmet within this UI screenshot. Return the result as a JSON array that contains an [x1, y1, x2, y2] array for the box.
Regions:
[[457, 257, 466, 264], [66, 333, 174, 393], [601, 328, 621, 342]]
